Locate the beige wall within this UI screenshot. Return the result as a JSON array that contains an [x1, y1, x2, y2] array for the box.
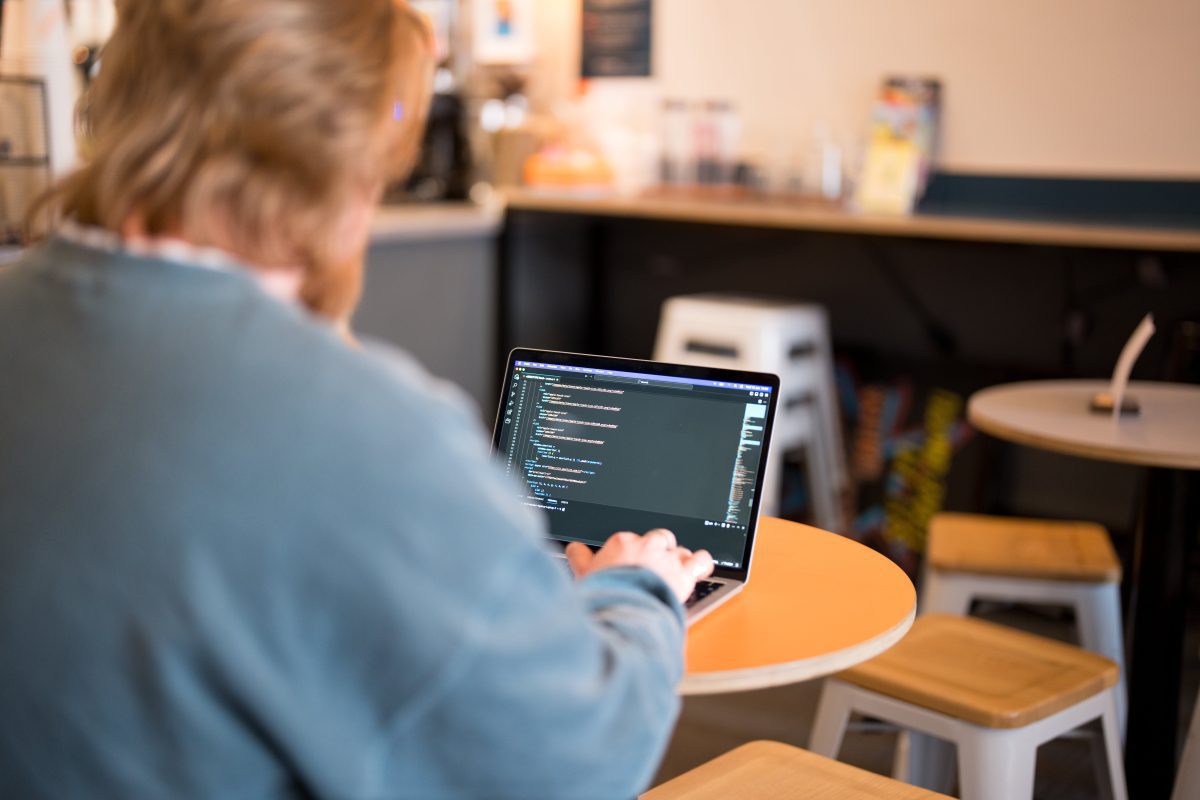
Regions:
[[529, 0, 1200, 179]]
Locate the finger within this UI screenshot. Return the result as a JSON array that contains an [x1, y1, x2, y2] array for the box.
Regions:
[[643, 528, 676, 550], [607, 531, 637, 548], [684, 549, 715, 580], [565, 542, 594, 577]]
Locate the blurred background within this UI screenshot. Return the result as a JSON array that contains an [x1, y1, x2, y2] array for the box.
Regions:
[[2, 1, 1198, 796]]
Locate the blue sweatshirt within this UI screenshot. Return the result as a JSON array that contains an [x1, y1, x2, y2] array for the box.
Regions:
[[0, 236, 685, 799]]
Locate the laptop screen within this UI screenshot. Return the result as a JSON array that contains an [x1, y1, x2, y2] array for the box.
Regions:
[[493, 350, 778, 574]]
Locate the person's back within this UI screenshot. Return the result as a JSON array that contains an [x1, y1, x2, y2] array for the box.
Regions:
[[0, 1, 713, 796], [0, 230, 690, 800]]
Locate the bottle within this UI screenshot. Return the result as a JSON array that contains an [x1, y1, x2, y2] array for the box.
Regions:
[[709, 100, 740, 186], [660, 98, 692, 186], [803, 123, 843, 201]]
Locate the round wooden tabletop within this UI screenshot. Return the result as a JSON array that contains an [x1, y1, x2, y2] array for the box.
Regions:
[[681, 517, 916, 695], [968, 380, 1200, 470]]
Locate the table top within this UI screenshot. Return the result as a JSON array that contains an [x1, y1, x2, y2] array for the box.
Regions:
[[681, 517, 915, 695], [504, 188, 1200, 253], [968, 380, 1200, 470]]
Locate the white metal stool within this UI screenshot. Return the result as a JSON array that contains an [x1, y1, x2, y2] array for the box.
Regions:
[[920, 512, 1126, 737], [810, 614, 1127, 800], [653, 294, 846, 530]]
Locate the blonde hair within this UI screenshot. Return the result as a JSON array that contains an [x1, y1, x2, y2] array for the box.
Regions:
[[33, 0, 433, 319]]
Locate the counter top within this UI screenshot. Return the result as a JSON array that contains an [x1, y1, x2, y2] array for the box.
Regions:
[[503, 188, 1200, 253], [369, 199, 503, 245], [0, 204, 502, 261]]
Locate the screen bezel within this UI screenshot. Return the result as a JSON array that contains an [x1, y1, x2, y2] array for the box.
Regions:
[[492, 348, 780, 581]]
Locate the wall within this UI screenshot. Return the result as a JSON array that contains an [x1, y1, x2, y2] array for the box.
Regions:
[[357, 235, 498, 419], [528, 0, 1200, 179]]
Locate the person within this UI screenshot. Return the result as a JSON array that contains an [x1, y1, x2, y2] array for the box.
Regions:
[[0, 1, 714, 798]]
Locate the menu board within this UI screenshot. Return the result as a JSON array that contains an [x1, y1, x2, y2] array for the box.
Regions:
[[581, 0, 652, 78]]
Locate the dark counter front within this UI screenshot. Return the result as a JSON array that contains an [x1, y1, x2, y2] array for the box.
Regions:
[[497, 195, 1200, 382]]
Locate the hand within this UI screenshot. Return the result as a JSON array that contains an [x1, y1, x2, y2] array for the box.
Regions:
[[566, 529, 715, 605]]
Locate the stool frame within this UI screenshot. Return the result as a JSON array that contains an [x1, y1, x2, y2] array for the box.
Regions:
[[653, 295, 846, 530], [810, 677, 1127, 800]]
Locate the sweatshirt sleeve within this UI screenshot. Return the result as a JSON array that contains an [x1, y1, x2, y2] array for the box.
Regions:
[[369, 554, 686, 799]]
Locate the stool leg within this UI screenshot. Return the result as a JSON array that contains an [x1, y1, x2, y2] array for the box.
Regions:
[[1171, 689, 1200, 800], [809, 680, 853, 759], [761, 436, 783, 517], [1075, 584, 1127, 741], [957, 728, 1036, 800], [1087, 726, 1120, 800], [904, 731, 956, 794], [817, 361, 848, 492], [1099, 689, 1129, 800], [804, 436, 840, 532], [920, 570, 975, 616], [811, 388, 849, 506], [891, 731, 911, 782]]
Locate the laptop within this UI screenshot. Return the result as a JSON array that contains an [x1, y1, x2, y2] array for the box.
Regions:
[[493, 348, 780, 624]]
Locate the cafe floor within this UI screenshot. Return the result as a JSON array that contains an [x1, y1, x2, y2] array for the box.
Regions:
[[654, 589, 1200, 798]]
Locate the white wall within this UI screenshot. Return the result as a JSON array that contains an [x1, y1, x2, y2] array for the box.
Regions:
[[529, 0, 1200, 179]]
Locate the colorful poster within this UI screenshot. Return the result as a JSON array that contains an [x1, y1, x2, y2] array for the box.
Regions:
[[854, 77, 941, 215]]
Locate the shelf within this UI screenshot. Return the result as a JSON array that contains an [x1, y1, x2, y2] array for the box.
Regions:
[[503, 188, 1200, 253]]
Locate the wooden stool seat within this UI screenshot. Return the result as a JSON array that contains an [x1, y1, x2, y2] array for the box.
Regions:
[[641, 740, 952, 799], [838, 614, 1118, 729], [927, 513, 1120, 583]]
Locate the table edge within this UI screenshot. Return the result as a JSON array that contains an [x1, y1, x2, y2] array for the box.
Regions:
[[677, 605, 916, 695], [967, 403, 1200, 470]]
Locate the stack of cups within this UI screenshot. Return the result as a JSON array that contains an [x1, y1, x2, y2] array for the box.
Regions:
[[1, 0, 80, 234]]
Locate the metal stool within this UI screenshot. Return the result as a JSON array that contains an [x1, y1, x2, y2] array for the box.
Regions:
[[921, 512, 1126, 737], [810, 614, 1126, 800], [654, 294, 846, 530]]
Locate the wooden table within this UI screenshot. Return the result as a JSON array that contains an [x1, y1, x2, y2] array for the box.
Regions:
[[681, 517, 916, 695], [969, 379, 1200, 798]]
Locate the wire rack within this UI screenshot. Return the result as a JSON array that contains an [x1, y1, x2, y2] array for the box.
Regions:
[[0, 74, 52, 245]]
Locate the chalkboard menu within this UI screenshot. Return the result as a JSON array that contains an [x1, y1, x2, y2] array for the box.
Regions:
[[581, 0, 652, 78]]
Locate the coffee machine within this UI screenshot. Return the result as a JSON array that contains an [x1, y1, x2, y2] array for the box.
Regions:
[[401, 68, 473, 203]]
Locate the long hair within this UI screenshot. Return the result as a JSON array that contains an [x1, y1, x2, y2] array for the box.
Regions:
[[29, 0, 433, 320]]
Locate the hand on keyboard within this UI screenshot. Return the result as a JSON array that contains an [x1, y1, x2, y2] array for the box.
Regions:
[[566, 528, 715, 605], [685, 580, 721, 608]]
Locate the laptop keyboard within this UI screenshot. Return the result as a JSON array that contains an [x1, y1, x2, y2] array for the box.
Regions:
[[685, 580, 722, 608]]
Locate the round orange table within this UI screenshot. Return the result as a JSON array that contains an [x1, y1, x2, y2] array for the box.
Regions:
[[681, 517, 916, 695]]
